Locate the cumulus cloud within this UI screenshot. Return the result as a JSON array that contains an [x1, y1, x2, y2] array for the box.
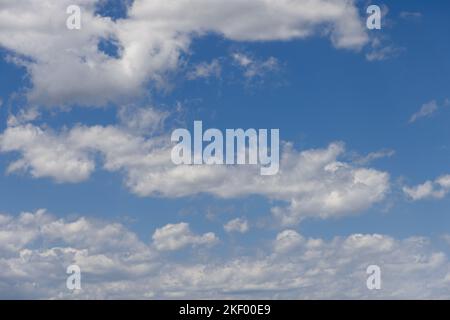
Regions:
[[1, 210, 450, 299], [0, 122, 390, 225], [0, 124, 96, 183], [0, 209, 157, 298], [403, 175, 450, 201], [224, 218, 249, 234], [274, 229, 304, 253], [0, 0, 368, 107], [152, 222, 218, 251], [166, 233, 450, 299]]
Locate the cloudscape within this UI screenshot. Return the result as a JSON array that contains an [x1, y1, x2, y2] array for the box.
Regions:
[[0, 0, 449, 299]]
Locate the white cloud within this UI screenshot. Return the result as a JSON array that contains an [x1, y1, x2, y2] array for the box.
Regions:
[[152, 222, 218, 251], [409, 99, 449, 124], [232, 52, 279, 79], [0, 0, 368, 107], [365, 37, 403, 62], [437, 175, 450, 189], [274, 229, 304, 253], [126, 139, 389, 225], [403, 174, 450, 201], [165, 233, 450, 299], [0, 124, 96, 183], [0, 209, 158, 298], [0, 123, 390, 225], [409, 100, 439, 123], [187, 59, 221, 80], [353, 149, 395, 165], [224, 218, 249, 234], [7, 107, 40, 127], [0, 107, 170, 183], [118, 106, 168, 135], [1, 210, 450, 299], [365, 44, 402, 62], [232, 53, 253, 67]]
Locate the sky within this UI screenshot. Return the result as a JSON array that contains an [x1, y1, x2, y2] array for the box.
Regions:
[[0, 0, 450, 299]]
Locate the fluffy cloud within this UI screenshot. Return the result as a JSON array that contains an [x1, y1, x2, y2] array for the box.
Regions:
[[0, 124, 95, 183], [0, 0, 117, 106], [224, 218, 249, 234], [0, 0, 368, 107], [1, 210, 450, 299], [146, 232, 450, 299], [403, 175, 450, 201], [0, 122, 390, 225], [0, 209, 157, 298], [273, 229, 304, 253], [152, 222, 218, 251]]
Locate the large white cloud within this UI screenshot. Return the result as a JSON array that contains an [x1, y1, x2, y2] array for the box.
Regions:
[[0, 122, 389, 224], [1, 210, 449, 299], [0, 0, 368, 107]]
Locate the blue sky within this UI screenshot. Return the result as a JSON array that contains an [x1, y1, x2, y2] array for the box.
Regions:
[[0, 0, 450, 299]]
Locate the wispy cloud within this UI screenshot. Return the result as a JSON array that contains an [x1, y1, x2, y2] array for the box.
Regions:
[[187, 59, 222, 80], [409, 99, 449, 123], [232, 52, 280, 80], [366, 37, 404, 62], [353, 149, 395, 165], [400, 11, 423, 20]]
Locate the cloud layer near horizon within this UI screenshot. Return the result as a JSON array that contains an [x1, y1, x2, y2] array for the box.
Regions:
[[1, 210, 449, 299]]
